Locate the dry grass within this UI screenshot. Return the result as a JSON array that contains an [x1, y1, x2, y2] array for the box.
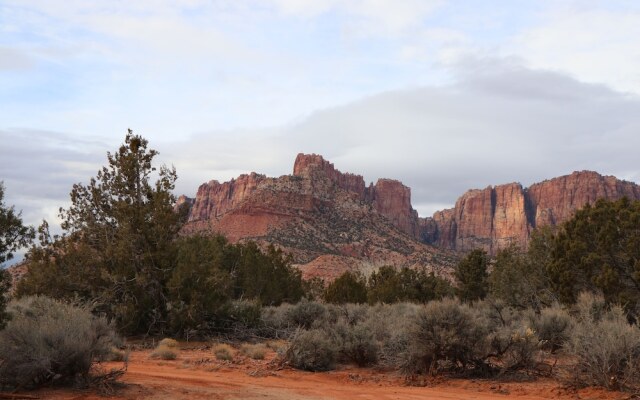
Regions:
[[240, 343, 268, 360], [151, 345, 178, 360], [213, 343, 235, 361]]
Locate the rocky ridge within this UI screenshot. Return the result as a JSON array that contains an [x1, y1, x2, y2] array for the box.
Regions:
[[181, 154, 454, 280], [182, 154, 640, 277], [420, 171, 640, 254]]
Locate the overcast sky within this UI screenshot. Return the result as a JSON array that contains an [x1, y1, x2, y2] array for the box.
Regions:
[[2, 0, 640, 237]]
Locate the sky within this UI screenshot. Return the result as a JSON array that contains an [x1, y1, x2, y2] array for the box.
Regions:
[[2, 0, 640, 245]]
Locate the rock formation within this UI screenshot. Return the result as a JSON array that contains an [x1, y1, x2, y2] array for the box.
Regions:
[[182, 153, 454, 280], [421, 171, 640, 254], [182, 153, 640, 272]]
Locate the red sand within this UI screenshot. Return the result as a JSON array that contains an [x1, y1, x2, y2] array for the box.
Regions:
[[23, 348, 628, 400]]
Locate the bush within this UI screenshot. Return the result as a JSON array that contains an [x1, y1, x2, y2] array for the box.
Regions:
[[403, 298, 489, 375], [240, 343, 267, 360], [334, 322, 378, 366], [528, 304, 571, 352], [286, 299, 327, 329], [0, 296, 119, 389], [213, 343, 235, 361], [285, 329, 336, 371], [150, 345, 178, 360], [216, 299, 262, 333], [565, 302, 640, 390], [260, 303, 295, 338]]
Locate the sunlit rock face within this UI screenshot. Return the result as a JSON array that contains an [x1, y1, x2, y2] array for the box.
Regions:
[[420, 171, 640, 254]]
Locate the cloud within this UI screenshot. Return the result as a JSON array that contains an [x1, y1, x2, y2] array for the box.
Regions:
[[506, 6, 640, 94], [164, 58, 640, 217], [0, 47, 34, 71], [0, 129, 109, 227]]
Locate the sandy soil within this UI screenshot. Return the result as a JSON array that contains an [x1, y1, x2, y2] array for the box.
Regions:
[[17, 346, 629, 400]]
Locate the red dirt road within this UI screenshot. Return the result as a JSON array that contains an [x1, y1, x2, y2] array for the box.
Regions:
[[28, 348, 628, 400]]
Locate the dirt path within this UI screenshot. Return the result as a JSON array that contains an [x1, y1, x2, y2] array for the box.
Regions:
[[27, 349, 627, 400]]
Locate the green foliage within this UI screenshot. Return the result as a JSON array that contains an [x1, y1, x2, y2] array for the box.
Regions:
[[547, 198, 640, 315], [489, 231, 557, 310], [167, 234, 233, 333], [0, 181, 34, 266], [19, 131, 186, 335], [324, 271, 367, 304], [232, 242, 304, 305], [0, 269, 10, 329], [0, 296, 119, 389], [0, 182, 34, 328], [367, 266, 453, 304], [455, 249, 489, 303]]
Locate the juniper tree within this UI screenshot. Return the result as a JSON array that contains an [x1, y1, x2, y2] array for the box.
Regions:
[[20, 131, 187, 334], [0, 182, 34, 328]]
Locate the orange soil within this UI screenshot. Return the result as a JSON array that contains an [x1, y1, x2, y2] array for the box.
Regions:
[[22, 347, 628, 400]]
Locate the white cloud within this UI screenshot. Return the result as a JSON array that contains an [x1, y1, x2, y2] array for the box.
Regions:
[[506, 7, 640, 94]]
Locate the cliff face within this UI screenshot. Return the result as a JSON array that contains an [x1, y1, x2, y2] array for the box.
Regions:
[[421, 171, 640, 254], [182, 153, 454, 280]]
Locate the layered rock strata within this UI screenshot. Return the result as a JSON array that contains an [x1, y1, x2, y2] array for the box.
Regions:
[[420, 171, 640, 254], [182, 153, 454, 280]]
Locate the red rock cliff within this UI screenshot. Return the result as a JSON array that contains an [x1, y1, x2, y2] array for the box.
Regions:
[[421, 171, 640, 254], [181, 153, 455, 279]]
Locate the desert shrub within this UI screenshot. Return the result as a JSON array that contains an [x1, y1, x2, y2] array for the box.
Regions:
[[150, 345, 178, 360], [266, 339, 288, 354], [488, 324, 542, 374], [213, 343, 235, 361], [565, 303, 640, 390], [403, 298, 489, 375], [158, 338, 179, 348], [286, 299, 327, 329], [260, 303, 295, 338], [572, 291, 608, 322], [240, 343, 267, 360], [285, 329, 336, 371], [527, 304, 572, 352], [334, 322, 378, 366], [0, 296, 119, 389], [335, 303, 369, 326], [216, 299, 262, 333]]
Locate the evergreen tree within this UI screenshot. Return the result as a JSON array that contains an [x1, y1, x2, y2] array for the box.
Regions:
[[167, 235, 233, 333], [455, 249, 488, 303], [19, 131, 187, 334], [0, 182, 34, 266], [367, 266, 452, 304], [547, 198, 640, 315], [489, 229, 556, 310], [0, 182, 34, 328], [324, 271, 368, 304]]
